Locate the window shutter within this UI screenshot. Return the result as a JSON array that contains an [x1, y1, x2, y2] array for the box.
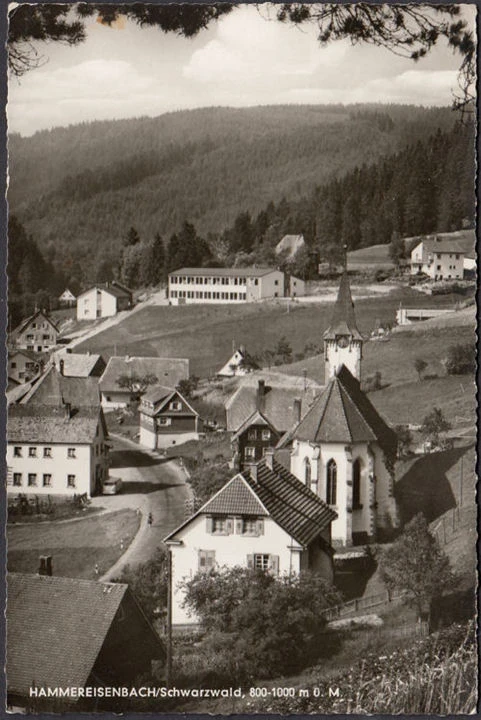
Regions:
[[226, 518, 234, 535], [235, 519, 243, 534], [206, 517, 213, 533], [198, 550, 207, 570], [206, 550, 216, 569], [256, 518, 264, 536], [247, 554, 254, 569], [269, 555, 279, 575]]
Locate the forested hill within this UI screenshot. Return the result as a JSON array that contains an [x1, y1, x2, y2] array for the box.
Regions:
[[9, 104, 458, 270]]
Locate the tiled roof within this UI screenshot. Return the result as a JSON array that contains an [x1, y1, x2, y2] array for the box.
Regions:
[[8, 405, 101, 444], [201, 474, 269, 516], [324, 271, 362, 341], [8, 349, 47, 364], [413, 236, 470, 255], [99, 356, 189, 392], [289, 365, 397, 457], [226, 384, 317, 433], [7, 574, 128, 696], [232, 410, 274, 440], [56, 353, 105, 378], [243, 459, 337, 546], [20, 365, 101, 406], [141, 384, 175, 405], [165, 462, 336, 548], [169, 266, 279, 278]]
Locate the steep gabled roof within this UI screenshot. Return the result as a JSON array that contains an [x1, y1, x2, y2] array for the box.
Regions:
[[56, 353, 105, 378], [165, 462, 336, 548], [288, 365, 397, 457], [7, 574, 130, 697], [323, 271, 362, 341], [243, 459, 337, 546], [11, 310, 59, 339], [226, 384, 318, 433], [141, 386, 199, 418], [231, 409, 278, 441], [20, 364, 101, 406], [8, 405, 102, 444]]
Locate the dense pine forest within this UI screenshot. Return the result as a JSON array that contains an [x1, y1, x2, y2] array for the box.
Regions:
[[7, 103, 475, 323]]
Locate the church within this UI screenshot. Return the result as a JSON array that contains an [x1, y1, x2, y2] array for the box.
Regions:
[[280, 272, 399, 546]]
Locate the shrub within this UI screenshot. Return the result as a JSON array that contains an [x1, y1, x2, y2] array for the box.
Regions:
[[445, 343, 476, 375], [363, 371, 383, 392]]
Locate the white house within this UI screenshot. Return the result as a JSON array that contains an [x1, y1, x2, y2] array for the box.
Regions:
[[168, 267, 285, 304], [164, 453, 337, 628], [99, 356, 189, 410], [10, 311, 58, 352], [410, 236, 465, 280], [280, 271, 399, 546], [7, 404, 110, 497], [58, 288, 76, 306], [217, 345, 259, 377], [76, 282, 132, 320]]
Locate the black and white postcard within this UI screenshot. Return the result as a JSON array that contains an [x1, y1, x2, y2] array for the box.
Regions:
[[5, 2, 478, 714]]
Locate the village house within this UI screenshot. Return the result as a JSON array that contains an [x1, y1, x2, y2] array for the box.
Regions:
[[58, 288, 76, 306], [99, 355, 189, 409], [217, 345, 259, 377], [19, 362, 101, 407], [410, 236, 465, 280], [164, 452, 337, 628], [76, 282, 133, 320], [226, 377, 320, 471], [7, 402, 109, 497], [139, 386, 202, 449], [10, 310, 58, 352], [8, 349, 46, 385], [7, 571, 165, 712], [280, 271, 399, 546], [275, 233, 306, 259], [168, 267, 297, 304]]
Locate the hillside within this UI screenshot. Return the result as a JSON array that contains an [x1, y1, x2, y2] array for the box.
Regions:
[[9, 104, 459, 269]]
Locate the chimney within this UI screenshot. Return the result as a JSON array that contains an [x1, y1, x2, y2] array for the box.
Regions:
[[256, 379, 266, 411], [65, 402, 72, 419], [293, 398, 301, 424], [38, 555, 52, 576], [264, 448, 274, 471], [239, 344, 246, 356], [59, 359, 64, 376]]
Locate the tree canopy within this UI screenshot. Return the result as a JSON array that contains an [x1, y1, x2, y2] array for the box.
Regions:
[[8, 4, 475, 110]]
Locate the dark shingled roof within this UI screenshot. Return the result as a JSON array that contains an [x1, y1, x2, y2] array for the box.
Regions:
[[323, 271, 362, 341], [20, 365, 101, 406], [226, 384, 317, 433], [8, 405, 101, 444], [99, 356, 189, 393], [243, 459, 337, 546], [11, 310, 58, 340], [289, 365, 397, 457], [165, 461, 336, 548], [7, 574, 128, 697]]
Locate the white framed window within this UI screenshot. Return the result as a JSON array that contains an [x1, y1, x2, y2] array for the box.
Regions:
[[43, 447, 52, 458], [248, 429, 257, 440], [28, 447, 37, 458], [158, 417, 172, 426], [254, 554, 269, 570], [13, 446, 22, 457], [13, 473, 22, 486], [247, 553, 279, 574], [28, 473, 37, 487], [169, 401, 182, 411], [67, 448, 76, 458], [261, 429, 270, 441], [244, 446, 256, 459], [198, 549, 216, 572], [67, 475, 76, 488], [43, 474, 52, 487]]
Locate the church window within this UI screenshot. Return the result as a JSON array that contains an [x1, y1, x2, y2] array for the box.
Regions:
[[326, 459, 337, 505], [304, 457, 311, 486], [353, 458, 362, 508]]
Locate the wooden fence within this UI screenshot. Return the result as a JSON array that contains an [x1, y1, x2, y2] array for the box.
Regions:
[[321, 589, 405, 622], [431, 504, 476, 547]]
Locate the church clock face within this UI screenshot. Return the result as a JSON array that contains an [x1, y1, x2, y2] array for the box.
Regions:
[[337, 335, 349, 348]]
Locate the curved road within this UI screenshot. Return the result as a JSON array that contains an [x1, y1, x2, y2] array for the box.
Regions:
[[90, 436, 191, 581]]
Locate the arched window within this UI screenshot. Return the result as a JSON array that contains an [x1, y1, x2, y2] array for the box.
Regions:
[[353, 458, 362, 508], [326, 459, 337, 505], [304, 458, 311, 486]]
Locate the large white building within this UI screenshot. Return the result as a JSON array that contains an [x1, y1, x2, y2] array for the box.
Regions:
[[7, 404, 109, 497], [168, 267, 288, 304], [164, 455, 336, 627], [410, 236, 465, 280], [76, 283, 132, 320]]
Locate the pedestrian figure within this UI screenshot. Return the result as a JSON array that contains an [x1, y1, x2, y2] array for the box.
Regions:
[[95, 563, 99, 577], [120, 539, 124, 551], [148, 512, 153, 527]]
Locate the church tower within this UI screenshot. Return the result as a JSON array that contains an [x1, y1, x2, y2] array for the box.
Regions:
[[323, 271, 363, 381]]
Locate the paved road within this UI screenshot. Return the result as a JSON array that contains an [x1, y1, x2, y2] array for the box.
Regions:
[[91, 436, 192, 580]]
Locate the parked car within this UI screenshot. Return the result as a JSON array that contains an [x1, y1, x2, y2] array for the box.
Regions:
[[102, 477, 123, 495]]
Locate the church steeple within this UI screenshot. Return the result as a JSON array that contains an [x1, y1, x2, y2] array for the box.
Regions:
[[323, 269, 363, 381]]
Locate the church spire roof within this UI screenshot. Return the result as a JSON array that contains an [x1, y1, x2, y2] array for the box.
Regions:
[[323, 270, 362, 340]]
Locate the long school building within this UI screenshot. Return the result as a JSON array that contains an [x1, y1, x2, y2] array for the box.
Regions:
[[168, 267, 286, 304]]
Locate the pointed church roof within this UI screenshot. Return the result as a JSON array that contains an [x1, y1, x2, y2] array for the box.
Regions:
[[287, 365, 397, 458], [324, 271, 362, 340]]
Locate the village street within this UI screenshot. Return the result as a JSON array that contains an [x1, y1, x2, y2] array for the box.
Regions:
[[91, 435, 192, 581]]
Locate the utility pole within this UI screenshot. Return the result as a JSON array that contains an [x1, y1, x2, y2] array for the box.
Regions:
[[166, 548, 173, 689], [460, 453, 463, 507]]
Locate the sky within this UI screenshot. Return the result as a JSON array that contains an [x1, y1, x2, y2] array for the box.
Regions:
[[7, 3, 477, 137]]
